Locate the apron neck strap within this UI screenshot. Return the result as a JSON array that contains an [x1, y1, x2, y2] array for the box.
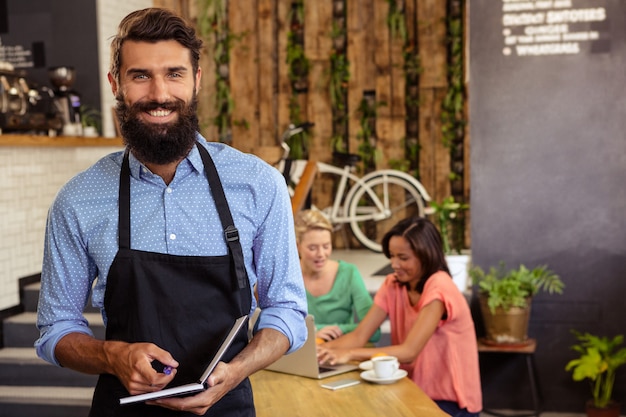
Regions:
[[119, 149, 131, 250], [196, 143, 250, 291]]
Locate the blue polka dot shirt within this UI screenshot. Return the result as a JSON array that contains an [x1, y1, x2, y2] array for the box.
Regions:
[[35, 135, 308, 366]]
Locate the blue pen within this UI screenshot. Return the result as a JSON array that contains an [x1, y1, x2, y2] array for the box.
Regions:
[[163, 366, 172, 375]]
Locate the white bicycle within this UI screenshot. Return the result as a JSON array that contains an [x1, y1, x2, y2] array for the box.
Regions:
[[276, 123, 432, 252]]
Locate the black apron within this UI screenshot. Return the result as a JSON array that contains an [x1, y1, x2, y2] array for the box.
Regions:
[[89, 144, 254, 417]]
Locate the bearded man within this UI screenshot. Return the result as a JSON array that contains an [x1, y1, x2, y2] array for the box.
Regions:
[[35, 8, 307, 417]]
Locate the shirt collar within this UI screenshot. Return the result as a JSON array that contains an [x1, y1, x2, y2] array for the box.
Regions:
[[126, 134, 206, 181]]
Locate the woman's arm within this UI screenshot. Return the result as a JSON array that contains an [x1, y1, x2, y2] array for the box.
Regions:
[[318, 299, 445, 365], [345, 264, 381, 343], [317, 304, 387, 364]]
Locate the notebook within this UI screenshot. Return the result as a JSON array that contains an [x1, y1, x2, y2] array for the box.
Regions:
[[119, 315, 248, 405], [265, 314, 358, 379]]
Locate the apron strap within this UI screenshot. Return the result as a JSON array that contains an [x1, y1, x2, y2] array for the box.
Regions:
[[196, 144, 250, 292], [119, 149, 131, 250]]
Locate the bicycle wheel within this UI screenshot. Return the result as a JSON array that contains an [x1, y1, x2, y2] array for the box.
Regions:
[[346, 173, 426, 252]]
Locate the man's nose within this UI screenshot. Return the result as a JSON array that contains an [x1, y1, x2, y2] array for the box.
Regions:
[[148, 77, 170, 102]]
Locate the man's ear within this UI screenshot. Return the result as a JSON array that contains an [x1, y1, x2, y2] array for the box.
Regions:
[[195, 67, 202, 95], [108, 73, 118, 96]]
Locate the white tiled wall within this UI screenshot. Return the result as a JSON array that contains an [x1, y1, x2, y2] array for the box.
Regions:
[[0, 146, 123, 310], [97, 0, 154, 137], [0, 0, 152, 311]]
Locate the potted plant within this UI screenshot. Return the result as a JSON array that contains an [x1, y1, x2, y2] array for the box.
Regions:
[[469, 262, 564, 344], [79, 105, 101, 137], [430, 196, 470, 293], [565, 331, 626, 417]]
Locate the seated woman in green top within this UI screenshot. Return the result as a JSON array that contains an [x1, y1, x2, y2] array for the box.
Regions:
[[295, 210, 381, 343]]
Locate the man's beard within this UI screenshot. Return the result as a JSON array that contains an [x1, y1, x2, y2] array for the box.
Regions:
[[116, 96, 199, 165]]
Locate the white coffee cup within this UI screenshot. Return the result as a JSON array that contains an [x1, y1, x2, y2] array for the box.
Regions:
[[371, 356, 399, 379]]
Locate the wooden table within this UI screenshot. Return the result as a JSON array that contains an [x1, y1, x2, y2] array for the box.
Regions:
[[250, 369, 448, 417]]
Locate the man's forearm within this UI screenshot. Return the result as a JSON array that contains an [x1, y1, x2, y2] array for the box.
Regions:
[[228, 328, 290, 379], [55, 332, 122, 375]]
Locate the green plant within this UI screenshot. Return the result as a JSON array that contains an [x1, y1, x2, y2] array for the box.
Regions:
[[430, 196, 468, 254], [285, 0, 310, 159], [327, 13, 350, 154], [79, 105, 101, 132], [565, 331, 626, 409], [441, 0, 465, 149], [469, 262, 564, 313], [198, 0, 246, 143], [386, 0, 407, 40], [356, 94, 383, 173]]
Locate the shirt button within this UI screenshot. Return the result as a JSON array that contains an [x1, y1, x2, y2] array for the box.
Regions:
[[169, 234, 177, 240], [166, 187, 173, 193]]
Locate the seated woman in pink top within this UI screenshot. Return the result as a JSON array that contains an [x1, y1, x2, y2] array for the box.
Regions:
[[317, 217, 482, 417]]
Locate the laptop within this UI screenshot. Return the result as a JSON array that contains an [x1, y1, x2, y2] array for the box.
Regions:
[[120, 315, 248, 405], [265, 314, 358, 379]]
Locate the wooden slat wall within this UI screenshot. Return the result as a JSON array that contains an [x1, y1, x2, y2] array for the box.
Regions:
[[156, 0, 468, 247], [415, 1, 450, 202]]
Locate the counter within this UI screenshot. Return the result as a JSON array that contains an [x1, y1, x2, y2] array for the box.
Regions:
[[0, 134, 123, 147]]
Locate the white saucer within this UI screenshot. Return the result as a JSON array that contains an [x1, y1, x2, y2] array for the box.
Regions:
[[359, 360, 373, 371], [360, 369, 408, 384]]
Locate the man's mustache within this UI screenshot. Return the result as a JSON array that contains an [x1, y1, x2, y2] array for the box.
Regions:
[[132, 100, 185, 113]]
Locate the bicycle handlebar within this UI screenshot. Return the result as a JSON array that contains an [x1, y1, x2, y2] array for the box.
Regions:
[[279, 122, 315, 160]]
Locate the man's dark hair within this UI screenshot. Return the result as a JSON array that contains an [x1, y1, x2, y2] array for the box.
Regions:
[[109, 8, 202, 83]]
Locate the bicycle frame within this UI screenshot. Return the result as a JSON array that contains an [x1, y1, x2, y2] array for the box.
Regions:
[[276, 159, 431, 224], [276, 122, 432, 251]]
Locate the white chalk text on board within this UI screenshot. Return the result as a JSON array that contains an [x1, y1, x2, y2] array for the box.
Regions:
[[501, 0, 610, 57]]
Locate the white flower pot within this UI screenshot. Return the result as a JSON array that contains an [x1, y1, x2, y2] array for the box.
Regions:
[[445, 253, 471, 293]]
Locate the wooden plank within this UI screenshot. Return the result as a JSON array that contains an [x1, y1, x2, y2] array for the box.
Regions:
[[377, 115, 406, 163], [197, 31, 218, 141], [418, 87, 450, 204], [306, 1, 336, 214], [276, 0, 292, 138], [417, 1, 448, 89], [346, 0, 369, 156], [229, 0, 259, 153], [258, 0, 278, 147], [304, 1, 333, 61], [373, 0, 392, 123]]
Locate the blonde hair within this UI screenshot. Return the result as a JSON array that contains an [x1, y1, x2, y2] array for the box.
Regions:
[[294, 210, 333, 243]]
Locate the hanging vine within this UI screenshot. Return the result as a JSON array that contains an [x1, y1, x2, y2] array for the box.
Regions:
[[329, 0, 350, 153], [356, 91, 382, 174], [284, 0, 310, 159], [387, 0, 422, 179], [197, 0, 236, 143], [441, 0, 466, 199], [441, 0, 468, 248]]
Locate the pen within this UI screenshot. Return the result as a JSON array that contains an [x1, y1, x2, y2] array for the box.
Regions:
[[163, 366, 172, 375]]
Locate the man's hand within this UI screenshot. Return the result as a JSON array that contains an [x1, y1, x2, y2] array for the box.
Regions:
[[107, 341, 179, 395], [55, 333, 179, 395], [150, 361, 235, 415], [152, 327, 290, 414]]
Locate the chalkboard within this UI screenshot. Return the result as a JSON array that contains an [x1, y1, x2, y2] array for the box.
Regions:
[[469, 0, 626, 411]]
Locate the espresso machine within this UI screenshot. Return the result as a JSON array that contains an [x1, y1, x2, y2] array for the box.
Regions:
[[48, 66, 83, 135], [0, 62, 63, 134]]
